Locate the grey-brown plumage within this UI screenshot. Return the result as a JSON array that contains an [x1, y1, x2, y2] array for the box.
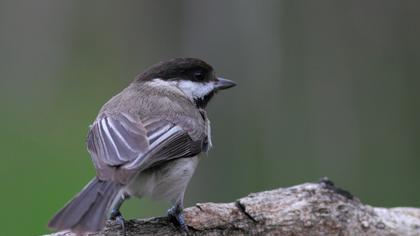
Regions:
[[48, 58, 236, 234]]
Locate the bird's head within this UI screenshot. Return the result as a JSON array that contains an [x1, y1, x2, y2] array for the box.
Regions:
[[136, 58, 236, 108]]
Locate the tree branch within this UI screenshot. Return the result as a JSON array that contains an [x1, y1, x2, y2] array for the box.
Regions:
[[46, 178, 420, 236]]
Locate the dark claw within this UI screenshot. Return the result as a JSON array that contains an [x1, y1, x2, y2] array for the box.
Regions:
[[110, 209, 126, 236], [167, 206, 188, 233]]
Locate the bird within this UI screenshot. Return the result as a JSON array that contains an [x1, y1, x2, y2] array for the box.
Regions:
[[48, 58, 236, 235]]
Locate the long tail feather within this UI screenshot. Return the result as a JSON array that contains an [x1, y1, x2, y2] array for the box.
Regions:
[[48, 177, 122, 234]]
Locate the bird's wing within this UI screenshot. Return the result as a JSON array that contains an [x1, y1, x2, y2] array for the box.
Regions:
[[87, 113, 203, 183]]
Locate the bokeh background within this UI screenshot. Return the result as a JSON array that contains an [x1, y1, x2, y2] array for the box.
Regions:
[[1, 1, 419, 235]]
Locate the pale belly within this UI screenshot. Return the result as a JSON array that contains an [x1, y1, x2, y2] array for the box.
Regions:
[[125, 156, 200, 203]]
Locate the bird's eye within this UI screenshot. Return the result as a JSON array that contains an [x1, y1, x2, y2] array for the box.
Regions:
[[193, 71, 205, 81]]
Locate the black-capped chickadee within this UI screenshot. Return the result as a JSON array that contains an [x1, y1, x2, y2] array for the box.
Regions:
[[48, 58, 236, 234]]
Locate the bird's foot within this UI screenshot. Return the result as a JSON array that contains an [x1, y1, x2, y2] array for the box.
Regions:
[[167, 206, 188, 233], [110, 209, 126, 236]]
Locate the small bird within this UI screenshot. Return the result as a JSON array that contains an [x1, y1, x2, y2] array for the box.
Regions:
[[48, 58, 236, 234]]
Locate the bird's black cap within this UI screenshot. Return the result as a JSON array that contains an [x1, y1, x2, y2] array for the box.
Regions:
[[136, 58, 215, 83]]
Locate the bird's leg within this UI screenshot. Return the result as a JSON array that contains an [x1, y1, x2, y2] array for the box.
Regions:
[[110, 192, 130, 236], [167, 201, 188, 233]]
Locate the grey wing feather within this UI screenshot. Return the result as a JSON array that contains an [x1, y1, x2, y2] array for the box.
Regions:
[[87, 114, 149, 167], [87, 113, 204, 183], [123, 125, 202, 171]]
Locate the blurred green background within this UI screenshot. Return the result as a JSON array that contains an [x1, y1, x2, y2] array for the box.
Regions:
[[1, 1, 419, 235]]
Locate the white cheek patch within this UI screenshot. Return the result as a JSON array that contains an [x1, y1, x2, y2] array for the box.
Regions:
[[148, 79, 215, 101], [148, 79, 177, 87], [148, 79, 182, 94], [177, 80, 215, 100]]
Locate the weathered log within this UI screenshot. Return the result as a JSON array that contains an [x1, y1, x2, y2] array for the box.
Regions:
[[45, 178, 420, 236]]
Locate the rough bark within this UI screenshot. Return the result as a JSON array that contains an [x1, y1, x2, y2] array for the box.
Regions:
[[46, 178, 420, 236]]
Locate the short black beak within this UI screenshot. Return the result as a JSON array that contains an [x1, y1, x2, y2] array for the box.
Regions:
[[215, 77, 236, 90]]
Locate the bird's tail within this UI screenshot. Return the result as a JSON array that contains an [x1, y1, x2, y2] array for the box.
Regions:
[[48, 177, 122, 234]]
